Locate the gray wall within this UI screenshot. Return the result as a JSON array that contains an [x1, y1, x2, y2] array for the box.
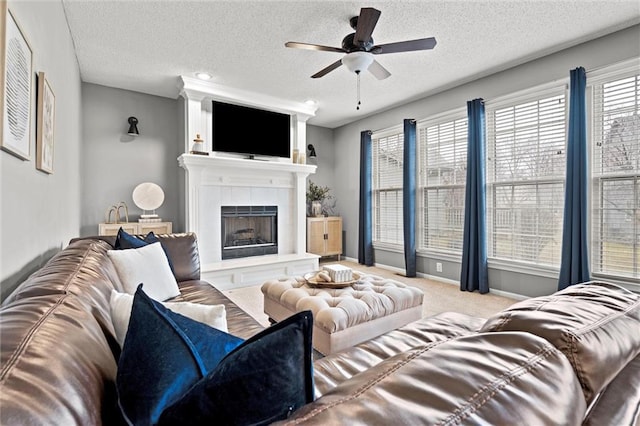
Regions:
[[80, 84, 180, 236], [305, 125, 337, 214], [0, 1, 82, 301], [332, 25, 640, 298]]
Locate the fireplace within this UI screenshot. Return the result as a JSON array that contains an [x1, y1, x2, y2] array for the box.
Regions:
[[221, 206, 278, 260], [179, 154, 319, 289]]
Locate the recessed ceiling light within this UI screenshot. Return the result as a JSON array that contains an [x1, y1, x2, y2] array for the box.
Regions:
[[195, 72, 212, 81], [305, 99, 318, 106]]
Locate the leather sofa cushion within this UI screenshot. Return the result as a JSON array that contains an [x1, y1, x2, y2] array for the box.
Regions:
[[280, 332, 586, 425], [1, 239, 123, 352], [480, 281, 640, 403], [312, 311, 484, 397], [0, 294, 119, 425]]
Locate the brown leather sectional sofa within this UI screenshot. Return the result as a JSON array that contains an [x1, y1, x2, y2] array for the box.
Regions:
[[1, 233, 639, 425]]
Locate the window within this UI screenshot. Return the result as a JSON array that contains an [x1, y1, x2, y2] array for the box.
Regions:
[[417, 113, 467, 253], [486, 88, 567, 267], [591, 66, 640, 279], [372, 130, 404, 245]]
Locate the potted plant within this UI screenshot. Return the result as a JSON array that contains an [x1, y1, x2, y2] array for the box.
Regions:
[[306, 181, 332, 217]]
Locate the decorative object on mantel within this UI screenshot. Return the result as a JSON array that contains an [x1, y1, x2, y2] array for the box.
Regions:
[[105, 201, 129, 224], [306, 180, 332, 217], [36, 71, 55, 174], [1, 2, 33, 160], [132, 182, 165, 222], [190, 133, 209, 155], [127, 117, 139, 136], [292, 148, 306, 164]]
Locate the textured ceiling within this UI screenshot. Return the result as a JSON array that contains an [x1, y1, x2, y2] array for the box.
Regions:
[[61, 0, 640, 128]]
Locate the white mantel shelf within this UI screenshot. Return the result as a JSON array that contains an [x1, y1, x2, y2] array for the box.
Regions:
[[178, 153, 317, 176]]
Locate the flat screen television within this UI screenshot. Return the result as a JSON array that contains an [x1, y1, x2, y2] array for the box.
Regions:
[[212, 100, 291, 158]]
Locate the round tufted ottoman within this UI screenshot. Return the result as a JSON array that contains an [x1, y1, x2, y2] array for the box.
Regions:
[[261, 273, 424, 355]]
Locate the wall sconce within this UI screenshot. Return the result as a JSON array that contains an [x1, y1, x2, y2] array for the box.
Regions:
[[127, 117, 139, 136], [308, 144, 317, 158]]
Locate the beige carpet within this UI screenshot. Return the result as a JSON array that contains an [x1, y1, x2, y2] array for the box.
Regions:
[[222, 260, 518, 327]]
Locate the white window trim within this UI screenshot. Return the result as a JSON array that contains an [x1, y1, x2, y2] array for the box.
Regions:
[[591, 272, 640, 293], [488, 258, 561, 280], [416, 247, 463, 261], [416, 107, 467, 128], [587, 58, 640, 281], [371, 127, 405, 246], [416, 107, 468, 256], [586, 57, 640, 85], [373, 241, 404, 253], [485, 83, 569, 269], [484, 80, 569, 111], [371, 124, 403, 140]]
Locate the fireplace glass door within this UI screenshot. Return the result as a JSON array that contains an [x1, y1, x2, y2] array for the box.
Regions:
[[221, 206, 278, 259]]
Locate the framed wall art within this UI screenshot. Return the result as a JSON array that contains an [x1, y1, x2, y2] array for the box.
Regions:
[[1, 2, 33, 160], [36, 72, 55, 173]]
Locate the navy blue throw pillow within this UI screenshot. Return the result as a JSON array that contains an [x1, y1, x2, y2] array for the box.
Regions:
[[117, 286, 244, 426], [114, 227, 159, 249], [114, 227, 174, 273], [157, 310, 315, 426]]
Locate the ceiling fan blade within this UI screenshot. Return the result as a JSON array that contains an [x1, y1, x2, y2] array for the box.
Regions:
[[354, 7, 381, 45], [372, 37, 437, 54], [368, 60, 391, 80], [311, 59, 343, 78], [285, 41, 346, 53]]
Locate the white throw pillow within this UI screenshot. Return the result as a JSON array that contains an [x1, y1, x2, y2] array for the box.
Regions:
[[110, 290, 228, 347], [107, 242, 180, 301]]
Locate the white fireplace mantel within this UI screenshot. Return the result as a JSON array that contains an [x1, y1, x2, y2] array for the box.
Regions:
[[176, 77, 321, 289], [179, 154, 319, 289]]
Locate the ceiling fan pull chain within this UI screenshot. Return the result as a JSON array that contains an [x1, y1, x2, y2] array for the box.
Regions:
[[356, 70, 361, 110]]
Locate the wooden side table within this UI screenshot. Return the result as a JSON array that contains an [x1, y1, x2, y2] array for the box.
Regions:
[[98, 222, 172, 236], [307, 216, 342, 259]]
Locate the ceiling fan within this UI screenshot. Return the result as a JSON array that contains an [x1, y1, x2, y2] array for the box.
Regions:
[[285, 7, 437, 81]]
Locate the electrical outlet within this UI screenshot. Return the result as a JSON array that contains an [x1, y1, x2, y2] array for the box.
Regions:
[[436, 262, 443, 273]]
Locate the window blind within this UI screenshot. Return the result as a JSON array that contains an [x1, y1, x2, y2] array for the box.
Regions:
[[417, 116, 467, 253], [486, 91, 567, 266], [372, 131, 404, 245], [591, 72, 640, 279]]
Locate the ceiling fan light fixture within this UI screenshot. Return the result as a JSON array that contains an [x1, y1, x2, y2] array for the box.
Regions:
[[341, 51, 374, 73]]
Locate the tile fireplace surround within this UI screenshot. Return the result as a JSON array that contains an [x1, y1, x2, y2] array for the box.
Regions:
[[179, 154, 319, 290]]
